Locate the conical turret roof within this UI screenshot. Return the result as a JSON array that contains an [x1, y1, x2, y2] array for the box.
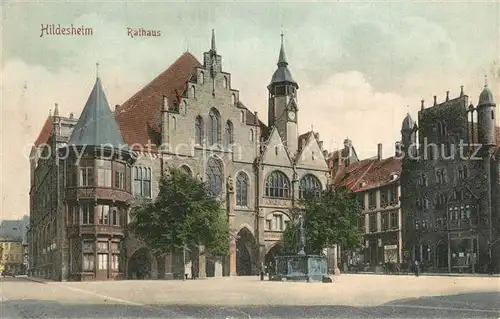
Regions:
[[68, 77, 127, 149]]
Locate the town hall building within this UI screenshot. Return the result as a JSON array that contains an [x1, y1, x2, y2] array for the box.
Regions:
[[28, 30, 332, 281]]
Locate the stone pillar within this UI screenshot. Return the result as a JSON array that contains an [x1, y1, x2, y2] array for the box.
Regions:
[[214, 257, 223, 277], [226, 176, 237, 276]]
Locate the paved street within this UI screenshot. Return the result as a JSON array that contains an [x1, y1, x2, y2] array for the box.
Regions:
[[1, 275, 499, 318]]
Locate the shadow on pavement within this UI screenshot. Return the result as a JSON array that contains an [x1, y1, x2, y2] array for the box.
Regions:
[[1, 291, 498, 318]]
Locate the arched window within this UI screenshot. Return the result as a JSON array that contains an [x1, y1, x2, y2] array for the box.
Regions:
[[223, 76, 228, 89], [231, 94, 236, 106], [249, 129, 254, 142], [205, 157, 224, 197], [183, 101, 187, 114], [172, 116, 177, 131], [299, 174, 322, 198], [265, 171, 290, 198], [195, 116, 204, 145], [191, 86, 196, 99], [199, 72, 204, 85], [180, 165, 192, 176], [208, 108, 221, 145], [224, 120, 233, 148], [236, 172, 249, 206], [240, 110, 245, 123]]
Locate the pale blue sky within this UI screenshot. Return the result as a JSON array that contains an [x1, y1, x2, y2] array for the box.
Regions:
[[1, 0, 499, 219]]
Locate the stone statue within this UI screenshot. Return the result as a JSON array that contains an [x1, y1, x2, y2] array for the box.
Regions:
[[227, 175, 235, 193]]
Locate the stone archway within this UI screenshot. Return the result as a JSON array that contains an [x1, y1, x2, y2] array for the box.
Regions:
[[265, 243, 282, 265], [127, 247, 157, 279], [236, 227, 256, 276]]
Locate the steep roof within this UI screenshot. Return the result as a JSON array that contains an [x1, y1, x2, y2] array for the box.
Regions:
[[115, 52, 201, 149], [34, 116, 53, 147], [67, 77, 126, 149], [332, 156, 402, 192]]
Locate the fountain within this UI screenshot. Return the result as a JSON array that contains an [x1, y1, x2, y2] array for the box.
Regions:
[[270, 213, 331, 282]]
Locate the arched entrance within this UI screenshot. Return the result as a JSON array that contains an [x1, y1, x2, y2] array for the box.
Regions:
[[436, 240, 448, 270], [265, 243, 282, 265], [127, 247, 154, 279], [236, 227, 256, 276]]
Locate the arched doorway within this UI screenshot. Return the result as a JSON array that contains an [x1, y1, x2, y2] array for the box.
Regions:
[[128, 247, 154, 279], [436, 240, 448, 270], [265, 244, 282, 265], [236, 227, 255, 276]]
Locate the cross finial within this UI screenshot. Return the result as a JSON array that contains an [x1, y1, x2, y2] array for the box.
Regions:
[[485, 74, 488, 87], [280, 25, 284, 43], [96, 62, 99, 78]]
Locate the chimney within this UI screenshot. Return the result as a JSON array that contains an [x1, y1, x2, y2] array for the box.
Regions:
[[377, 143, 383, 160], [69, 112, 74, 119], [162, 95, 168, 111], [115, 104, 120, 112], [433, 95, 437, 105], [446, 91, 449, 102], [460, 85, 464, 97], [421, 100, 424, 110], [395, 141, 402, 157], [254, 111, 258, 125]]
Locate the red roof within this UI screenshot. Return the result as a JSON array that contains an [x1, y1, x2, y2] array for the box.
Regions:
[[34, 116, 53, 147], [115, 52, 201, 149], [332, 156, 402, 192]]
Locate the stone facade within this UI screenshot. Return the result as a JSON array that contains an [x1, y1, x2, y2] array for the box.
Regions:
[[28, 31, 331, 280], [400, 87, 500, 273]]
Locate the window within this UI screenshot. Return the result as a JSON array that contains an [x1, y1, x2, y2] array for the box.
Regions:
[[98, 253, 108, 270], [83, 240, 94, 252], [80, 203, 94, 225], [205, 157, 224, 197], [265, 171, 290, 198], [199, 71, 204, 85], [299, 174, 322, 198], [274, 214, 284, 231], [359, 215, 366, 232], [79, 159, 94, 186], [458, 165, 469, 179], [223, 76, 228, 89], [111, 241, 121, 252], [172, 116, 177, 131], [236, 172, 249, 206], [240, 110, 245, 123], [97, 205, 110, 225], [96, 160, 112, 187], [266, 219, 272, 230], [191, 86, 196, 98], [357, 194, 365, 210], [249, 129, 254, 142], [114, 164, 125, 190], [368, 191, 376, 209], [388, 185, 398, 203], [208, 108, 221, 145], [231, 94, 236, 106], [224, 121, 233, 149], [369, 214, 377, 232], [67, 159, 76, 186], [390, 211, 398, 229], [133, 167, 151, 198], [111, 254, 119, 271], [418, 173, 428, 186], [98, 241, 108, 253], [381, 212, 389, 231], [67, 205, 74, 225], [83, 254, 94, 271], [195, 116, 204, 144], [180, 165, 192, 176], [436, 168, 446, 184]]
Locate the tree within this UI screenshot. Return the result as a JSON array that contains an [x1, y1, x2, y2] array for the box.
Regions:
[[282, 186, 363, 255], [129, 167, 230, 257]]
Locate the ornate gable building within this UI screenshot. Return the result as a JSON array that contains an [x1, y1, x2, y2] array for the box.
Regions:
[[400, 86, 500, 273], [29, 31, 331, 281]]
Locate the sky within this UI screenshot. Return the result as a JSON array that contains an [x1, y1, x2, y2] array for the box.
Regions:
[[1, 0, 499, 220]]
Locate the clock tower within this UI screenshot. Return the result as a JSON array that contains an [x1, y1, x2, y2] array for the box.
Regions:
[[267, 32, 299, 156]]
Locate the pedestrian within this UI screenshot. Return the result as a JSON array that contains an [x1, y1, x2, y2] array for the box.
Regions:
[[413, 260, 420, 277], [260, 262, 265, 281]]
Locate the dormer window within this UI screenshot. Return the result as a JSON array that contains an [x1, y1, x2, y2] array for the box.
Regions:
[[240, 110, 245, 123]]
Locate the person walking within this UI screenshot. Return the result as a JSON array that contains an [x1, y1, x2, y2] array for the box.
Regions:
[[413, 260, 420, 277]]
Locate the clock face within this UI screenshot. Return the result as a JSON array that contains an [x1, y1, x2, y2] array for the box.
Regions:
[[288, 111, 295, 120]]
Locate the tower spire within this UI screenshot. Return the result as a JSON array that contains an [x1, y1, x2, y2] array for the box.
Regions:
[[277, 30, 288, 67], [485, 74, 488, 88], [96, 62, 100, 79], [211, 29, 216, 52]]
